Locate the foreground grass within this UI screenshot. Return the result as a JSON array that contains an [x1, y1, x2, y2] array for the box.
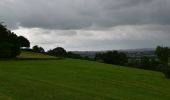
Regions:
[[0, 59, 170, 100]]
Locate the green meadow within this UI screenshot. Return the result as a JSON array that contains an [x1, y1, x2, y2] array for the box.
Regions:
[[0, 58, 170, 100]]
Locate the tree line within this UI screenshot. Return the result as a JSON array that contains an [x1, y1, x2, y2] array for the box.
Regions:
[[94, 47, 170, 78], [95, 51, 128, 66]]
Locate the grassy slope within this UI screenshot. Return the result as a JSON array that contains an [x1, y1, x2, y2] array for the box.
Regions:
[[17, 51, 56, 59], [0, 59, 170, 100]]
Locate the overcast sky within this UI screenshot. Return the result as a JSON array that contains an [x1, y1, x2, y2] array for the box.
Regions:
[[1, 0, 170, 51]]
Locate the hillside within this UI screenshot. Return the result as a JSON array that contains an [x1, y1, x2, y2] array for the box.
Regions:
[[17, 51, 56, 59], [0, 58, 170, 100]]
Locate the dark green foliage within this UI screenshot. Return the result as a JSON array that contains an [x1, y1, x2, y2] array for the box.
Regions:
[[95, 51, 128, 65], [32, 45, 45, 53], [164, 66, 170, 78], [67, 52, 95, 61], [48, 47, 67, 57], [119, 52, 128, 65], [128, 57, 163, 71], [95, 53, 103, 61], [102, 51, 119, 64], [155, 46, 170, 79], [140, 56, 151, 69], [139, 57, 158, 70], [126, 46, 170, 72], [0, 42, 12, 58], [163, 64, 170, 78], [0, 23, 27, 58], [18, 36, 30, 47], [155, 46, 170, 63], [127, 59, 141, 68], [67, 52, 82, 59]]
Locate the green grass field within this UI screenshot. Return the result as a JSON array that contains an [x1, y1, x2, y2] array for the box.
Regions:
[[0, 58, 170, 100]]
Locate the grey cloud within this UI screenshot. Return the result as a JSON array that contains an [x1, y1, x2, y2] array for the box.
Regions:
[[55, 30, 77, 36], [0, 0, 170, 30], [13, 24, 170, 51], [1, 0, 170, 50], [100, 0, 154, 10]]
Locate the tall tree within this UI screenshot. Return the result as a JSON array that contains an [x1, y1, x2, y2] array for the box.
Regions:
[[0, 24, 19, 58], [18, 36, 30, 47], [155, 46, 170, 78], [48, 47, 67, 57], [155, 46, 170, 63], [0, 23, 30, 58], [32, 45, 45, 53]]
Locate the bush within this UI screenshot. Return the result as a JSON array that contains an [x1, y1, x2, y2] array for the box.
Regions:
[[67, 52, 82, 59], [0, 42, 12, 58], [95, 51, 128, 66], [163, 65, 170, 78], [32, 45, 45, 53], [47, 47, 67, 57]]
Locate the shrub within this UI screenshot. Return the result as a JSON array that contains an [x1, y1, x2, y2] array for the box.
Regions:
[[163, 65, 170, 78]]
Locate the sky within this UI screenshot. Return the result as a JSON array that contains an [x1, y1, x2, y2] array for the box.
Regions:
[[0, 0, 170, 51]]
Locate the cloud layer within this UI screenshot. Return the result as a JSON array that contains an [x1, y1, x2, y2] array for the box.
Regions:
[[1, 0, 170, 50]]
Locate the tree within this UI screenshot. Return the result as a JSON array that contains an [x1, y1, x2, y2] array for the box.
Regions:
[[119, 52, 128, 65], [48, 47, 67, 57], [0, 23, 28, 58], [102, 51, 119, 64], [95, 51, 128, 65], [0, 42, 12, 58], [155, 46, 170, 63], [95, 53, 103, 62], [155, 46, 170, 78], [67, 52, 82, 59], [32, 45, 45, 53], [18, 36, 30, 47], [140, 56, 151, 69]]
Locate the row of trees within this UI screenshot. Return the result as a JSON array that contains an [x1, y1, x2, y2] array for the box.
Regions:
[[128, 57, 161, 71], [23, 45, 67, 58], [126, 46, 170, 78], [95, 51, 128, 66], [0, 23, 30, 58], [93, 46, 170, 79]]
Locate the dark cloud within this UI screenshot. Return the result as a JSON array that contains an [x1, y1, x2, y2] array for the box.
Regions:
[[1, 0, 170, 50], [0, 0, 170, 30]]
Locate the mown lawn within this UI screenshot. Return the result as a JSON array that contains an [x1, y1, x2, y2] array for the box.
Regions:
[[0, 59, 170, 100]]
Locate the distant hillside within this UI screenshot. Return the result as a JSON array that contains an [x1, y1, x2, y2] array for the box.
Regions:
[[72, 48, 156, 58]]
